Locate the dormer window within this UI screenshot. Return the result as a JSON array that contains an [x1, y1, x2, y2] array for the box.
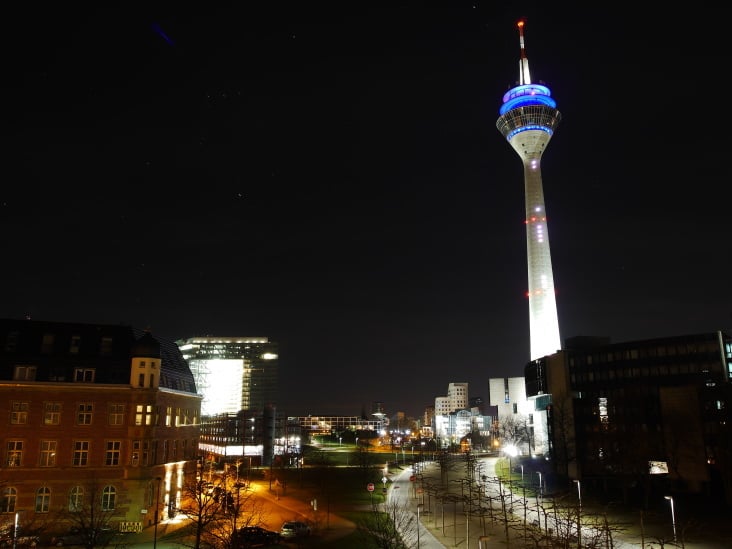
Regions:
[[74, 369, 95, 382], [14, 365, 37, 381], [69, 335, 81, 354]]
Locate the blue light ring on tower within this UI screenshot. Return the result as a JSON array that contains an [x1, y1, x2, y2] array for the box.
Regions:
[[505, 125, 554, 141], [500, 84, 556, 115], [502, 84, 553, 103], [499, 94, 557, 115]]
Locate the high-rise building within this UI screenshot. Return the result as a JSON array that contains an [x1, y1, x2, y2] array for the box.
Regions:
[[176, 337, 278, 416], [496, 20, 562, 361]]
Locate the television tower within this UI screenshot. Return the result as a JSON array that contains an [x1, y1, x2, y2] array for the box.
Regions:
[[496, 20, 562, 360]]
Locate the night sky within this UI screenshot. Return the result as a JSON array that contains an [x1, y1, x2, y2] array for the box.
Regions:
[[2, 4, 730, 418]]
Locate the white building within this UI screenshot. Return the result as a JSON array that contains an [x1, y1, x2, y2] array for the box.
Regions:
[[488, 376, 547, 456]]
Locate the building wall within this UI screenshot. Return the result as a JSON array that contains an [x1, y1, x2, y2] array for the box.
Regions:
[[0, 320, 201, 534], [488, 377, 529, 418], [447, 382, 468, 411]]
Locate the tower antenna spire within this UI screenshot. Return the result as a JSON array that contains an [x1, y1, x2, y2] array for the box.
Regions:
[[517, 20, 531, 85]]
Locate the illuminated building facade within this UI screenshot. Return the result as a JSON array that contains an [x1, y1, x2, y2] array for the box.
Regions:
[[496, 20, 562, 361], [176, 337, 279, 416], [0, 319, 201, 536]]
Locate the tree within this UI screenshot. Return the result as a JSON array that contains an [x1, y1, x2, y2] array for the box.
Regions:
[[55, 478, 126, 549], [496, 413, 530, 451], [172, 473, 269, 549], [355, 498, 417, 549]]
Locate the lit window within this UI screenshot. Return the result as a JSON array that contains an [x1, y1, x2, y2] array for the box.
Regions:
[[6, 441, 23, 466], [40, 440, 57, 467], [44, 402, 61, 425], [10, 402, 29, 424]]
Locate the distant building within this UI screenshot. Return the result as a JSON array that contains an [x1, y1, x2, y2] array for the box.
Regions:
[[197, 412, 383, 467], [526, 331, 732, 504], [488, 376, 535, 455], [434, 382, 468, 416], [431, 382, 496, 449], [0, 319, 201, 534], [176, 336, 278, 415]]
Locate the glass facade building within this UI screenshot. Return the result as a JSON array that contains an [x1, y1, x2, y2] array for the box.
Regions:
[[176, 337, 279, 416]]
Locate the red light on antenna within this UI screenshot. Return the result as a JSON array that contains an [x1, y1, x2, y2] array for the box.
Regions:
[[517, 20, 525, 28]]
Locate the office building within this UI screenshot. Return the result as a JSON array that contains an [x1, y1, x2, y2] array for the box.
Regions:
[[525, 332, 732, 504], [176, 337, 278, 416]]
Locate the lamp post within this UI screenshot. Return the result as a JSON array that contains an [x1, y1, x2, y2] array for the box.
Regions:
[[573, 480, 581, 548], [664, 496, 677, 542], [12, 511, 19, 549], [537, 472, 543, 498], [153, 477, 162, 549], [417, 503, 424, 548]]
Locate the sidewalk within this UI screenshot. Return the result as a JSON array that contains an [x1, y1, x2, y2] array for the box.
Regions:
[[391, 457, 732, 549]]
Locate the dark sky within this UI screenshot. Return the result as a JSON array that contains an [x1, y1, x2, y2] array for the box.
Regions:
[[2, 4, 730, 418]]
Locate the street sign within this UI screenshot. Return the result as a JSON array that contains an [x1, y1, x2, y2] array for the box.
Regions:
[[367, 483, 375, 492]]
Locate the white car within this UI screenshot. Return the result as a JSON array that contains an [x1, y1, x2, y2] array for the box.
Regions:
[[280, 521, 311, 538]]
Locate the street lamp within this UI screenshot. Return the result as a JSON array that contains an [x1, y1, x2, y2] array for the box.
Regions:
[[664, 496, 677, 542], [153, 477, 162, 549], [573, 480, 581, 548], [12, 511, 19, 549], [417, 503, 424, 548], [504, 444, 518, 477]]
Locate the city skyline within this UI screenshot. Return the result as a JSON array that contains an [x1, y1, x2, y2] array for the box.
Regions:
[[2, 5, 730, 417]]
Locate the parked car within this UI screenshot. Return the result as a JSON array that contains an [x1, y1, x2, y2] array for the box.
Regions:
[[279, 520, 311, 539], [0, 534, 40, 547], [232, 526, 280, 547], [51, 526, 113, 546]]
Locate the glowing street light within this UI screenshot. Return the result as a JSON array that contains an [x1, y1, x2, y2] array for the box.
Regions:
[[664, 496, 677, 542], [504, 444, 518, 477], [573, 480, 581, 548]]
